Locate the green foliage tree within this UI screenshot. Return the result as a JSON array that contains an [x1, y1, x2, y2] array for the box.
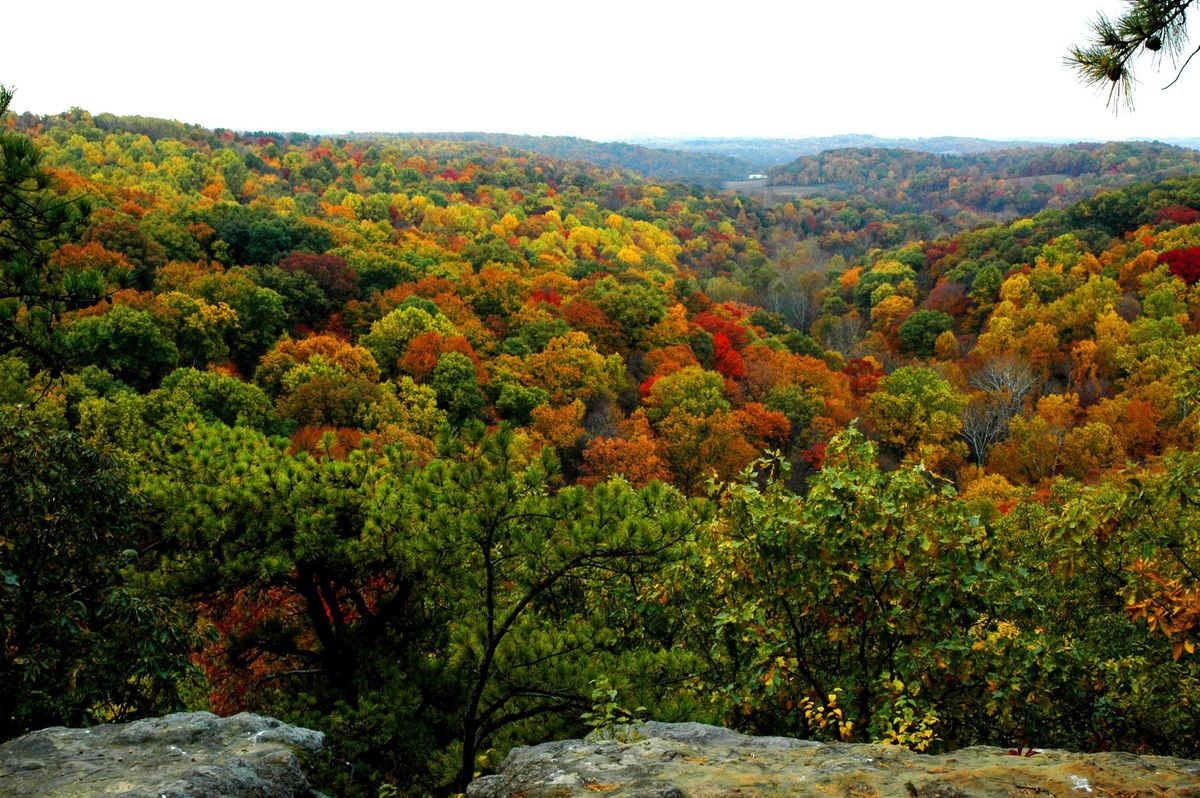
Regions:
[[189, 270, 287, 375], [275, 356, 385, 428], [361, 306, 457, 379], [62, 304, 180, 390], [0, 410, 193, 740], [1081, 450, 1200, 664], [494, 382, 549, 425], [585, 276, 668, 344], [83, 219, 166, 291], [385, 426, 702, 790], [431, 351, 485, 425], [898, 310, 955, 357], [143, 419, 429, 694], [141, 421, 703, 792], [200, 203, 333, 266], [644, 366, 729, 424], [0, 85, 92, 368], [866, 366, 967, 466], [691, 429, 994, 746], [247, 264, 328, 330], [133, 419, 456, 792], [156, 367, 278, 432], [983, 475, 1200, 754], [969, 263, 1004, 304]]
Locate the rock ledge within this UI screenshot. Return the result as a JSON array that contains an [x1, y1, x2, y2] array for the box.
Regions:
[[0, 711, 324, 798], [467, 721, 1200, 798]]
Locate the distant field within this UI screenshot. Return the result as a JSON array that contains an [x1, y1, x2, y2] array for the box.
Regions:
[[1002, 173, 1073, 188], [724, 180, 848, 203]]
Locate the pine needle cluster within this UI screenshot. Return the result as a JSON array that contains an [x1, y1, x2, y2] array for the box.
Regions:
[[1068, 0, 1197, 108]]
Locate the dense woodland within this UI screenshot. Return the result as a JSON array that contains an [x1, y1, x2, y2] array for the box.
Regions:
[[388, 133, 752, 186], [4, 96, 1200, 796], [767, 141, 1200, 215]]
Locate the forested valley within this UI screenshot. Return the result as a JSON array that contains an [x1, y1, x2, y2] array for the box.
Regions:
[[4, 93, 1200, 796]]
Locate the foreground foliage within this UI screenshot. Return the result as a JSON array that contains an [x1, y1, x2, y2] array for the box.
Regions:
[[0, 410, 193, 739]]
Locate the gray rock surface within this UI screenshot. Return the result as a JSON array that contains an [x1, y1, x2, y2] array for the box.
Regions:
[[0, 711, 324, 798], [467, 721, 1200, 798]]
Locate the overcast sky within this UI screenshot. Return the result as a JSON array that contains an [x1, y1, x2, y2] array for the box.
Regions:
[[3, 1, 1195, 142]]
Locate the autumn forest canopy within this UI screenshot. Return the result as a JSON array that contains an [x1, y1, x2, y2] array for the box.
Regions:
[[5, 77, 1200, 795]]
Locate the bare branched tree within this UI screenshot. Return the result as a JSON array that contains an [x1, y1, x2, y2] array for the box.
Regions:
[[969, 356, 1037, 418], [961, 356, 1038, 463]]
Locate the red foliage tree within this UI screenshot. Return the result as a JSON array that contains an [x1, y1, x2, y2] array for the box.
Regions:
[[530, 286, 562, 307], [644, 345, 700, 379], [1160, 247, 1200, 285], [279, 251, 359, 306], [1155, 205, 1200, 226], [194, 587, 306, 714], [398, 330, 486, 384], [639, 374, 661, 400], [693, 309, 748, 348], [579, 416, 671, 488], [83, 217, 167, 288], [733, 402, 791, 449], [844, 357, 884, 397], [562, 298, 622, 353], [924, 280, 969, 317], [801, 441, 827, 470], [712, 332, 745, 379]]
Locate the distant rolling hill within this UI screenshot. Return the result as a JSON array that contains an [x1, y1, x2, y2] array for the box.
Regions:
[[630, 135, 1061, 171], [95, 114, 1200, 195], [747, 141, 1200, 218], [1158, 137, 1200, 150], [377, 132, 754, 186]]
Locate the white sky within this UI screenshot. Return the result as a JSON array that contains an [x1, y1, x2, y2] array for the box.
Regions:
[[3, 1, 1196, 142]]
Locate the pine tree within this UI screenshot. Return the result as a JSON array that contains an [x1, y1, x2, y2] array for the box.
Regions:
[[0, 85, 92, 368], [1069, 1, 1198, 108]]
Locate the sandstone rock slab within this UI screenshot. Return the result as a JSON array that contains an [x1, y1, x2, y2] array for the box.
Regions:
[[0, 711, 323, 798], [467, 721, 1200, 798]]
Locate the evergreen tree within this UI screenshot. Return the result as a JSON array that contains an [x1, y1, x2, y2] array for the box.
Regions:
[[0, 86, 92, 369], [1070, 1, 1199, 107], [0, 410, 193, 739]]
